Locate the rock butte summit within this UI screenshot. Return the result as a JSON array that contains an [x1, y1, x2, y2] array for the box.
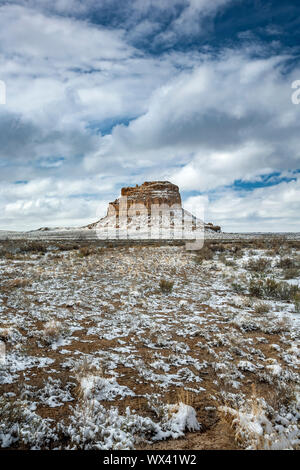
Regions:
[[88, 181, 221, 233], [107, 181, 181, 216]]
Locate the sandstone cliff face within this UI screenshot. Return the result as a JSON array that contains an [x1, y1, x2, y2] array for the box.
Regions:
[[107, 181, 181, 216]]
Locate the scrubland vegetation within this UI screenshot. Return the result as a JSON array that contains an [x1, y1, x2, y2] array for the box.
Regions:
[[0, 237, 299, 449]]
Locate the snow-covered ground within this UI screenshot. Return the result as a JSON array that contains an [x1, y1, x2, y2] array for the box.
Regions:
[[0, 240, 299, 449], [0, 228, 300, 241]]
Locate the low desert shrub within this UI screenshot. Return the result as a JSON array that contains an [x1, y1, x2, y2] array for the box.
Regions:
[[78, 247, 93, 258], [248, 277, 299, 301], [231, 282, 245, 294], [18, 242, 47, 254], [0, 397, 56, 449], [194, 246, 214, 264], [276, 257, 295, 270], [244, 257, 271, 273], [159, 279, 174, 294], [283, 268, 299, 280], [254, 302, 270, 314]]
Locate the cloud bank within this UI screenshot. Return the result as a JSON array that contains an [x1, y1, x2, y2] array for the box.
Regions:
[[0, 0, 299, 231]]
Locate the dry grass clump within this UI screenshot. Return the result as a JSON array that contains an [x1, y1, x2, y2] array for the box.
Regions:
[[42, 320, 67, 345], [73, 358, 105, 401], [254, 302, 271, 314], [5, 278, 31, 289], [159, 279, 174, 294], [176, 388, 193, 407]]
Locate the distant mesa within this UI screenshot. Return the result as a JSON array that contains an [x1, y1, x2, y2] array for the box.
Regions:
[[108, 181, 181, 217], [87, 181, 221, 234]]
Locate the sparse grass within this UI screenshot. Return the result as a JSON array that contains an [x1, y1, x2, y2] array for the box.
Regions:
[[0, 239, 299, 450]]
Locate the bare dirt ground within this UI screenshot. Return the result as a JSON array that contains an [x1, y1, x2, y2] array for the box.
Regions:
[[0, 237, 299, 450]]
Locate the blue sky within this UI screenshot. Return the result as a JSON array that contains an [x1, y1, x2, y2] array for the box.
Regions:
[[0, 0, 299, 231]]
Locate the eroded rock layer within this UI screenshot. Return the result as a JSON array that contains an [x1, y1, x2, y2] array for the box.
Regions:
[[107, 181, 181, 216]]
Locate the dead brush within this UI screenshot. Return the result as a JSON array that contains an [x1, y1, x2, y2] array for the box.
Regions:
[[18, 241, 47, 254], [231, 281, 245, 294], [42, 320, 66, 345]]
